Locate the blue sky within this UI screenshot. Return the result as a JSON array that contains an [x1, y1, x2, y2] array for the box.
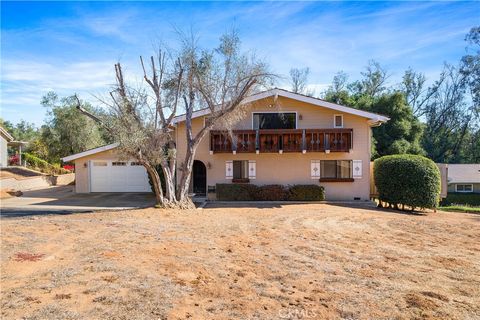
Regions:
[[1, 1, 479, 126]]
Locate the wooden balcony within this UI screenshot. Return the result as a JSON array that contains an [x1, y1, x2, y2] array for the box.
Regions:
[[210, 129, 353, 154]]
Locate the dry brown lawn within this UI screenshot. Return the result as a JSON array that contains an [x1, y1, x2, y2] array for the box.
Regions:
[[1, 203, 479, 320]]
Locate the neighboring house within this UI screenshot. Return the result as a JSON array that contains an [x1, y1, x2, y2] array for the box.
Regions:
[[62, 89, 389, 200], [0, 126, 14, 167], [447, 164, 480, 194]]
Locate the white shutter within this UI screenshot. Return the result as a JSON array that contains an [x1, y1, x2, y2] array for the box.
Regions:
[[311, 160, 320, 179], [353, 160, 362, 178], [248, 160, 256, 179], [226, 161, 233, 179]]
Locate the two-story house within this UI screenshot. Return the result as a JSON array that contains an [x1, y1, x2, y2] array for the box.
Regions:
[[63, 89, 389, 200]]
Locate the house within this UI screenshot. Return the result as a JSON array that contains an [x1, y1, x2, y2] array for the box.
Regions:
[[0, 126, 14, 167], [62, 89, 389, 200], [447, 164, 480, 194]]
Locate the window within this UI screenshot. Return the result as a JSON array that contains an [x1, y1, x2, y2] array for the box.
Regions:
[[456, 184, 473, 192], [130, 162, 142, 166], [253, 112, 296, 129], [320, 160, 352, 180], [112, 161, 127, 166], [334, 114, 343, 128], [93, 161, 107, 167], [233, 160, 249, 180]]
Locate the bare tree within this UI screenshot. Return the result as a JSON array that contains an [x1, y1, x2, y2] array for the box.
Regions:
[[76, 30, 272, 208], [289, 67, 312, 95], [353, 60, 389, 97], [76, 55, 181, 207], [175, 29, 273, 202]]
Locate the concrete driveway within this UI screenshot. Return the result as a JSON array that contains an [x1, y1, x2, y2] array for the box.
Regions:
[[0, 185, 155, 218]]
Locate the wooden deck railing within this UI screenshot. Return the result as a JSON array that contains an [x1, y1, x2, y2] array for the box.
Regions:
[[210, 129, 353, 153]]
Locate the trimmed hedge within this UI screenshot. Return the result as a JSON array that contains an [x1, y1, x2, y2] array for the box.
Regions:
[[374, 154, 441, 210], [288, 185, 325, 201], [216, 183, 258, 201], [216, 184, 325, 201], [257, 185, 288, 201], [24, 153, 70, 175], [441, 192, 480, 207]]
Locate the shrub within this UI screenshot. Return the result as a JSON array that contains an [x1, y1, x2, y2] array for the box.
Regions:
[[441, 193, 480, 207], [216, 183, 325, 201], [256, 185, 288, 201], [374, 154, 441, 210], [24, 153, 70, 175], [288, 184, 325, 201], [216, 183, 258, 201]]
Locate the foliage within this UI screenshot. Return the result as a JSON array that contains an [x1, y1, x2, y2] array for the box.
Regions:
[[23, 153, 71, 175], [216, 184, 325, 201], [441, 192, 480, 206], [439, 205, 480, 214], [257, 185, 288, 201], [374, 154, 441, 210], [369, 93, 424, 157], [0, 119, 39, 142], [323, 62, 425, 159], [41, 92, 108, 163], [8, 154, 19, 166], [216, 183, 258, 201], [287, 185, 325, 201]]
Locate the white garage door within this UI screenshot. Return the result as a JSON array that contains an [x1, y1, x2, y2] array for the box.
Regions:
[[89, 160, 151, 192]]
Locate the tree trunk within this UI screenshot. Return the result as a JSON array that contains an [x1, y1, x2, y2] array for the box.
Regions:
[[177, 145, 196, 202], [143, 162, 164, 206], [161, 164, 176, 202]]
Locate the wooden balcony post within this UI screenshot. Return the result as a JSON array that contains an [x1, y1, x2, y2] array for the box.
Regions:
[[255, 130, 259, 154], [209, 131, 213, 155], [302, 129, 306, 153]]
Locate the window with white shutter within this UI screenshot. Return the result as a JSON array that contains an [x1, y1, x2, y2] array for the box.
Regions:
[[226, 161, 233, 179], [248, 160, 256, 179], [311, 160, 320, 179], [352, 160, 362, 178]]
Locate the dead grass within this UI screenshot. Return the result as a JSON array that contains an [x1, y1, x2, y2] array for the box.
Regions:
[[1, 203, 479, 319]]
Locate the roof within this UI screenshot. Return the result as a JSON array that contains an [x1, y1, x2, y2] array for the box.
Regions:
[[172, 88, 390, 125], [61, 143, 119, 162], [0, 126, 14, 142], [447, 164, 480, 184]]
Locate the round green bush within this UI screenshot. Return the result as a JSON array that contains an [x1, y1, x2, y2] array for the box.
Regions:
[[374, 154, 441, 209]]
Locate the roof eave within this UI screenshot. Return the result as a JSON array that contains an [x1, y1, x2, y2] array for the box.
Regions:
[[61, 143, 119, 162]]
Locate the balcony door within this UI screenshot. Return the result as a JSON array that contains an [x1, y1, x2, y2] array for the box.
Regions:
[[253, 112, 296, 129]]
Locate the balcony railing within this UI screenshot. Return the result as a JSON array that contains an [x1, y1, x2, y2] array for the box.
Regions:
[[210, 129, 353, 154]]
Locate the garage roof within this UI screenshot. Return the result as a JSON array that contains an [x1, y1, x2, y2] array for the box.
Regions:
[[62, 143, 119, 162]]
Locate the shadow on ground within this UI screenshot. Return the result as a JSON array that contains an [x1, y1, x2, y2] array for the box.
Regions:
[[1, 185, 155, 218]]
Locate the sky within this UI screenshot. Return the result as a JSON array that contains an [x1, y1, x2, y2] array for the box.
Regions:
[[1, 1, 479, 126]]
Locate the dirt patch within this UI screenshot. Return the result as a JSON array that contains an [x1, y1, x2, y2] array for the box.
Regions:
[[12, 252, 45, 262], [1, 204, 479, 319]]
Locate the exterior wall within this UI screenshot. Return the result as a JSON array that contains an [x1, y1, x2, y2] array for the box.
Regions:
[[447, 183, 480, 194], [73, 149, 126, 193], [0, 136, 8, 167], [175, 96, 373, 201]]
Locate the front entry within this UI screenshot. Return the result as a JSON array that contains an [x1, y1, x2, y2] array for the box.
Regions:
[[192, 160, 207, 196]]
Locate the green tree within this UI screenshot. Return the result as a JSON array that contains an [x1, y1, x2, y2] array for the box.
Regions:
[[40, 92, 108, 163], [369, 92, 424, 158], [323, 62, 424, 159]]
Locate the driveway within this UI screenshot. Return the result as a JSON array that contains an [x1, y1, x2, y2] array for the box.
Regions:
[[0, 185, 155, 218]]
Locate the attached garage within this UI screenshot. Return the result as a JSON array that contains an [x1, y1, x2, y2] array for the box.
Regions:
[[62, 144, 151, 193]]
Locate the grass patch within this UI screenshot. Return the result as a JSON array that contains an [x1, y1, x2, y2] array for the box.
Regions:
[[439, 205, 480, 214]]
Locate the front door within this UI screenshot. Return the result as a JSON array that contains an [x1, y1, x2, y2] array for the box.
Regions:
[[192, 160, 207, 196]]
